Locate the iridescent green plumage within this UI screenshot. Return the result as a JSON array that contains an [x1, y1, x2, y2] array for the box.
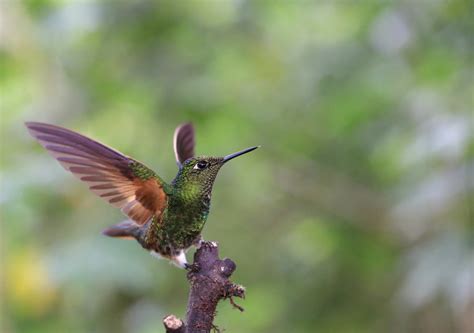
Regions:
[[130, 161, 160, 181], [141, 157, 224, 260]]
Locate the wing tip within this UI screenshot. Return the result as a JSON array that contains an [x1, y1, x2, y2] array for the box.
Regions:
[[25, 121, 53, 130], [25, 120, 39, 127], [25, 121, 59, 137], [173, 122, 195, 165], [177, 122, 194, 130]]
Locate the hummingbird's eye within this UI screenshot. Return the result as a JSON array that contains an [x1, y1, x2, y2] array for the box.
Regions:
[[194, 161, 209, 170]]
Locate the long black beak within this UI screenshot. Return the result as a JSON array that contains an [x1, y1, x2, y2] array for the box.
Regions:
[[223, 146, 260, 163]]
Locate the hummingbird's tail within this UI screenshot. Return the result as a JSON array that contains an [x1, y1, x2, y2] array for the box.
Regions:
[[102, 220, 140, 240]]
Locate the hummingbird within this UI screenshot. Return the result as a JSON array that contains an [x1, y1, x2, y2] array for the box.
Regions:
[[25, 122, 258, 268]]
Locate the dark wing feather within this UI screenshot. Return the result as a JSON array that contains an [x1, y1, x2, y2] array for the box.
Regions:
[[25, 122, 167, 225], [173, 123, 195, 166]]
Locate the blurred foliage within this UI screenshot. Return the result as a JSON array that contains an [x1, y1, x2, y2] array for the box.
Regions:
[[1, 1, 473, 333]]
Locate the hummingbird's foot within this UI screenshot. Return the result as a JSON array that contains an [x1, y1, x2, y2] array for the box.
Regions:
[[184, 262, 201, 273], [200, 240, 218, 249], [193, 236, 204, 248]]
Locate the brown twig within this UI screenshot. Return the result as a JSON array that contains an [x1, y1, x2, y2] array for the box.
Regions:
[[163, 241, 245, 333], [163, 314, 185, 333]]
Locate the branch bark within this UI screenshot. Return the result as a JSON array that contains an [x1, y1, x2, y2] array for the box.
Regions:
[[163, 241, 245, 333]]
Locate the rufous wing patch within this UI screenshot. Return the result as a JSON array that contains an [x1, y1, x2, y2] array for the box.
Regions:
[[25, 121, 168, 225]]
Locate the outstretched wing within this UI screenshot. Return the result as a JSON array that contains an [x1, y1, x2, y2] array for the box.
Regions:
[[173, 123, 195, 167], [25, 122, 167, 225]]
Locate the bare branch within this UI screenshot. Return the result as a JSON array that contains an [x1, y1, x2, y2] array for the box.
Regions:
[[163, 241, 245, 333]]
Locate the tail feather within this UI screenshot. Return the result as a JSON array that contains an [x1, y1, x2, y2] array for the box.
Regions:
[[102, 220, 139, 240]]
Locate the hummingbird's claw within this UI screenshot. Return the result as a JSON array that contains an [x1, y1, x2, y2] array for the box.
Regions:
[[193, 236, 204, 248], [185, 262, 201, 273], [200, 240, 218, 249]]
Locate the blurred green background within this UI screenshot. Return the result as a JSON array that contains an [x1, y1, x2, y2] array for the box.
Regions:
[[1, 1, 473, 332]]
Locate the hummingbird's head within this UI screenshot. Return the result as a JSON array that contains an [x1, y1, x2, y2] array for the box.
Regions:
[[172, 146, 259, 200]]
